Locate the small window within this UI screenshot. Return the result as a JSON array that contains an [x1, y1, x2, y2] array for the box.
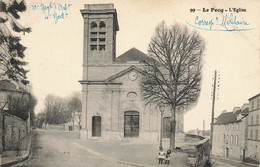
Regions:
[[251, 116, 254, 125], [256, 130, 258, 140], [91, 21, 97, 29], [90, 32, 97, 36], [90, 38, 97, 42], [251, 130, 253, 139], [256, 115, 259, 124], [99, 45, 105, 50], [90, 45, 97, 50], [257, 99, 260, 108], [252, 101, 254, 110], [99, 38, 106, 42], [99, 21, 106, 29], [99, 32, 106, 35], [230, 135, 233, 145]]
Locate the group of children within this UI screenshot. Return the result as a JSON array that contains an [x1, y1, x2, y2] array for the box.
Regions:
[[158, 147, 171, 165]]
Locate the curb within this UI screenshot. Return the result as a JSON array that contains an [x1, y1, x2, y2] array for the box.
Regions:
[[0, 131, 34, 167]]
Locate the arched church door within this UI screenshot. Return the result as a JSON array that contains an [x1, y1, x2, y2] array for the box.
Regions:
[[163, 117, 171, 138], [124, 111, 139, 137], [92, 116, 101, 137]]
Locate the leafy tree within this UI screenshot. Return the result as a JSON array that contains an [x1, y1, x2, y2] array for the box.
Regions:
[[0, 0, 31, 85], [142, 22, 204, 151]]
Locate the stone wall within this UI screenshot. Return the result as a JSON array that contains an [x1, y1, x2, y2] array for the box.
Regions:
[[0, 111, 28, 152]]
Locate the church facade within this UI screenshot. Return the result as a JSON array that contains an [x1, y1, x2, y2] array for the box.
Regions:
[[79, 4, 184, 140]]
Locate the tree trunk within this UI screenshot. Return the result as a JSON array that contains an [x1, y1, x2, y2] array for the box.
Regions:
[[2, 111, 6, 151], [170, 105, 176, 151], [72, 111, 75, 131]]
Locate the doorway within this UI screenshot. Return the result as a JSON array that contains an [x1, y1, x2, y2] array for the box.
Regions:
[[92, 116, 101, 137], [225, 148, 229, 157], [124, 111, 139, 137]]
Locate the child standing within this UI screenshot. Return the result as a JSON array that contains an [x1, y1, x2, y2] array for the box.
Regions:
[[165, 149, 171, 165], [158, 147, 165, 165]]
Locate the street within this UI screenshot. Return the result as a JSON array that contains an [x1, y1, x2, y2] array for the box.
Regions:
[[15, 130, 130, 167], [13, 129, 255, 167]]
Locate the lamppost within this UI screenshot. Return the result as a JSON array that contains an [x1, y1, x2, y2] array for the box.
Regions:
[[159, 103, 165, 150]]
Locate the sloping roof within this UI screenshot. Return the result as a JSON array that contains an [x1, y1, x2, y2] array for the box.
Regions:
[[241, 107, 249, 115], [214, 112, 238, 125], [248, 93, 260, 100], [114, 47, 153, 64]]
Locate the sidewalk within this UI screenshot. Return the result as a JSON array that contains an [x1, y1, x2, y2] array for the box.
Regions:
[[0, 132, 34, 167], [212, 155, 259, 167]]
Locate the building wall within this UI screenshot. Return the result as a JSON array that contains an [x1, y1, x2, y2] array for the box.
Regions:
[[0, 111, 28, 152], [247, 94, 260, 161], [81, 69, 183, 140], [80, 3, 184, 141], [212, 118, 248, 161]]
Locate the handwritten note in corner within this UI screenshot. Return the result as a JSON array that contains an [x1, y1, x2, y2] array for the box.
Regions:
[[32, 2, 72, 24]]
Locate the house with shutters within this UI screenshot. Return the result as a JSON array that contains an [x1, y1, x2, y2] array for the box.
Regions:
[[79, 4, 184, 141]]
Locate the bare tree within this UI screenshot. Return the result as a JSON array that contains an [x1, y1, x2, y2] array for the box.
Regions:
[[142, 22, 205, 151], [43, 94, 73, 128], [67, 92, 82, 131]]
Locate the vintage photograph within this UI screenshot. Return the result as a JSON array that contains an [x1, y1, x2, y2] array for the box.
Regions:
[[0, 0, 259, 166]]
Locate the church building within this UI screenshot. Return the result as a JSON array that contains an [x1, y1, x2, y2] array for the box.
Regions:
[[79, 4, 184, 140]]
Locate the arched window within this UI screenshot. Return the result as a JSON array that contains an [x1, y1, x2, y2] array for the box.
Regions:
[[235, 135, 238, 145], [226, 135, 229, 144], [230, 135, 233, 145], [99, 21, 106, 29], [90, 21, 97, 29]]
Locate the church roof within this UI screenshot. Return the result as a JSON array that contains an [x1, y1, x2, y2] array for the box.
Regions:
[[114, 47, 153, 64]]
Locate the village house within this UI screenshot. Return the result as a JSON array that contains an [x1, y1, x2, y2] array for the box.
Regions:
[[247, 93, 260, 162], [212, 104, 249, 161], [79, 4, 184, 141]]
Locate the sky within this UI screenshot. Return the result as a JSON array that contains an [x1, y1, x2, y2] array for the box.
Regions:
[[16, 0, 260, 131]]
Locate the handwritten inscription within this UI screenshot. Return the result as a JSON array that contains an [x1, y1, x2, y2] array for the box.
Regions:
[[32, 2, 72, 24], [186, 7, 254, 32]]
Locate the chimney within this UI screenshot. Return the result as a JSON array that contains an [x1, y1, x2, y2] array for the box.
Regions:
[[233, 107, 240, 113], [241, 103, 249, 110], [222, 110, 227, 113]]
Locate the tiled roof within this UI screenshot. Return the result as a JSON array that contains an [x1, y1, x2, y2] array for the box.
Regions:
[[114, 47, 153, 64], [214, 112, 238, 125]]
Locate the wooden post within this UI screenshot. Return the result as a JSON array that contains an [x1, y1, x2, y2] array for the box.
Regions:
[[209, 70, 217, 162]]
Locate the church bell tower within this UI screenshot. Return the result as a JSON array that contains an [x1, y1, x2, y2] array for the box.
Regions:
[[80, 4, 119, 79]]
